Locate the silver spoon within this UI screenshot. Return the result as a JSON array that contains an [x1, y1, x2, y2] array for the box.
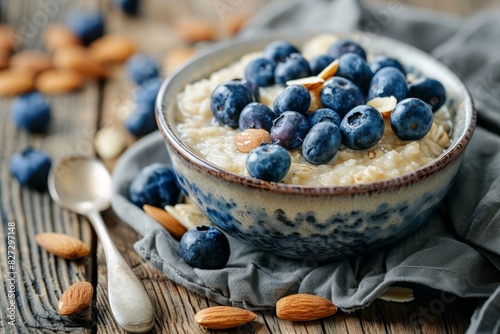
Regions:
[[48, 156, 154, 333]]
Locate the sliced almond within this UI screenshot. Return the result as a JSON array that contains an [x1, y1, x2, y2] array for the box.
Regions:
[[317, 59, 339, 81], [377, 286, 414, 303], [89, 34, 137, 64], [286, 76, 325, 91], [367, 96, 397, 119], [53, 46, 108, 78], [276, 294, 338, 321], [233, 128, 271, 153], [144, 204, 187, 239], [58, 281, 93, 315], [194, 306, 257, 329], [165, 203, 212, 230], [35, 232, 90, 260]]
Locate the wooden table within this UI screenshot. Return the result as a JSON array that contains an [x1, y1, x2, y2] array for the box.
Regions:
[[0, 0, 490, 333]]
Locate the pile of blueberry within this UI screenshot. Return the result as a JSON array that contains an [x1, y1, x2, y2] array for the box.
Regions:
[[210, 38, 447, 182]]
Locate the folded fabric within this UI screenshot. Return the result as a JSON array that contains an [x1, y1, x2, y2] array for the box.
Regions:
[[111, 1, 500, 332]]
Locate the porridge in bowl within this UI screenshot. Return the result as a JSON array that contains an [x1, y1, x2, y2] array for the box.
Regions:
[[175, 34, 452, 186]]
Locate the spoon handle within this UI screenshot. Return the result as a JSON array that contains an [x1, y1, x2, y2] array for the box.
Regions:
[[87, 210, 154, 333]]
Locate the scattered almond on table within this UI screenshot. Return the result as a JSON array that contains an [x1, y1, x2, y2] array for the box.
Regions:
[[0, 70, 35, 96], [194, 306, 257, 329], [143, 204, 187, 239], [276, 294, 338, 321], [35, 232, 90, 260], [58, 281, 94, 316], [36, 69, 85, 94], [53, 45, 108, 79], [163, 47, 195, 73], [174, 17, 216, 43], [10, 50, 53, 75], [89, 34, 137, 64], [43, 23, 82, 52]]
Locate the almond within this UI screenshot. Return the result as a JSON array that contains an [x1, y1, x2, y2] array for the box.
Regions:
[[276, 294, 338, 321], [194, 306, 256, 329], [317, 59, 339, 81], [43, 24, 81, 52], [35, 232, 90, 260], [58, 281, 93, 316], [174, 17, 216, 43], [0, 70, 35, 96], [10, 50, 53, 75], [143, 204, 187, 239], [165, 203, 212, 230], [377, 286, 414, 303], [89, 34, 137, 64], [36, 69, 85, 94], [163, 47, 195, 73], [53, 46, 108, 78], [286, 76, 325, 91], [367, 96, 397, 119], [0, 24, 16, 53], [233, 129, 271, 153]]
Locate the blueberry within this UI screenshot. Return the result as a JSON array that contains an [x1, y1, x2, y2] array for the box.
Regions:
[[9, 147, 51, 191], [246, 144, 291, 182], [236, 79, 260, 102], [116, 0, 139, 15], [390, 98, 433, 140], [407, 78, 446, 112], [124, 104, 157, 137], [302, 122, 341, 165], [210, 80, 254, 128], [263, 40, 300, 62], [273, 85, 311, 115], [11, 92, 51, 133], [368, 67, 408, 102], [270, 111, 309, 150], [340, 105, 385, 150], [309, 54, 335, 76], [126, 54, 160, 85], [244, 57, 276, 87], [320, 77, 364, 118], [180, 226, 230, 269], [308, 108, 342, 128], [129, 163, 180, 209], [65, 10, 105, 45], [239, 102, 275, 131], [369, 55, 406, 76], [274, 53, 311, 86], [132, 77, 162, 109], [336, 53, 373, 92], [327, 39, 366, 60]]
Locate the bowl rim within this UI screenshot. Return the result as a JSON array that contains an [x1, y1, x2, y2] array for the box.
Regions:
[[156, 31, 477, 196]]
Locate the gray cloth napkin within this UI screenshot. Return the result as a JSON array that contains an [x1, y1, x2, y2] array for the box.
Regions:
[[111, 1, 500, 331]]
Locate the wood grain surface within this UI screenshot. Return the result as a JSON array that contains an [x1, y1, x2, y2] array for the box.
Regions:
[[0, 0, 492, 333]]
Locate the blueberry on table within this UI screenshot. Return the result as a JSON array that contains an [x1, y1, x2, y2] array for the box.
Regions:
[[244, 57, 276, 87], [65, 10, 105, 45], [11, 92, 51, 133], [302, 122, 341, 165], [116, 0, 139, 15], [246, 144, 291, 182], [309, 54, 336, 76], [336, 53, 373, 93], [407, 78, 446, 112], [180, 226, 230, 269], [124, 103, 157, 137], [327, 39, 367, 60], [274, 53, 311, 86], [320, 77, 364, 118], [369, 55, 406, 76], [126, 54, 160, 85], [340, 105, 385, 150], [308, 108, 342, 128], [264, 40, 300, 62], [129, 163, 180, 208], [270, 111, 310, 150], [390, 98, 433, 140], [239, 102, 275, 132], [211, 80, 254, 128], [273, 85, 311, 115], [9, 147, 51, 191], [132, 77, 162, 108], [368, 67, 408, 102]]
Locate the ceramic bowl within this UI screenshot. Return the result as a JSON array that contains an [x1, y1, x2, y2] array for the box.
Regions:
[[156, 32, 476, 260]]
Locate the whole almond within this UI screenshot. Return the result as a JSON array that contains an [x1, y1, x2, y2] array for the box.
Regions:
[[35, 232, 90, 260], [0, 50, 9, 70], [174, 17, 216, 43], [276, 294, 338, 321], [194, 306, 256, 329], [0, 25, 16, 53], [58, 281, 93, 316], [318, 59, 339, 81], [233, 129, 271, 153], [36, 69, 85, 94], [53, 46, 108, 78], [89, 34, 137, 64], [0, 70, 35, 96], [163, 47, 195, 73], [43, 24, 81, 52], [286, 76, 325, 91], [10, 50, 53, 75], [143, 204, 187, 239]]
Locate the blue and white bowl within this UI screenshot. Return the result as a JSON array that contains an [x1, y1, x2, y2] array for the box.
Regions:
[[156, 32, 476, 261]]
